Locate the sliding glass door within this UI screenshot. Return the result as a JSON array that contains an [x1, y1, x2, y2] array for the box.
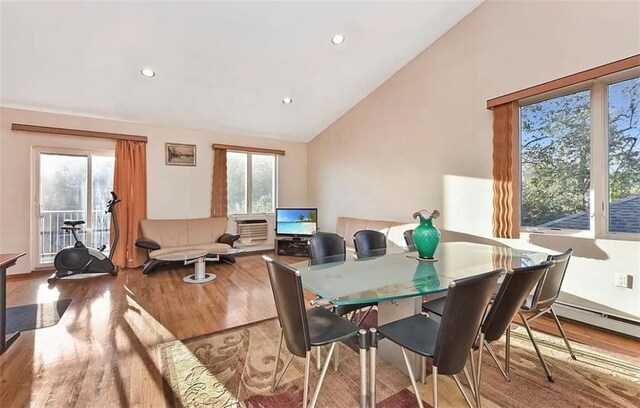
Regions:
[[35, 149, 114, 267]]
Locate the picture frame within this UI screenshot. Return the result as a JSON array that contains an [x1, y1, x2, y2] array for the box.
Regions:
[[165, 143, 196, 166]]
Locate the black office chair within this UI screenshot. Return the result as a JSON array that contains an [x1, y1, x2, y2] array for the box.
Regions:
[[518, 249, 575, 382], [353, 229, 387, 258], [375, 269, 502, 408], [403, 229, 416, 250], [264, 256, 360, 408]]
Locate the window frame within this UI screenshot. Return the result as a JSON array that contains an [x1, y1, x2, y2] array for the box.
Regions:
[[32, 146, 115, 267], [518, 67, 640, 241], [227, 150, 278, 216]]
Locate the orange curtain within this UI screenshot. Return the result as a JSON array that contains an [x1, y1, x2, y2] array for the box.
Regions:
[[112, 140, 147, 268], [211, 148, 228, 217], [492, 102, 520, 238]]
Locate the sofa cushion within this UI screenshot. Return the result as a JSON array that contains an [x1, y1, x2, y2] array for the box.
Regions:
[[336, 216, 417, 250], [141, 219, 189, 248], [187, 217, 228, 245], [140, 217, 228, 248]]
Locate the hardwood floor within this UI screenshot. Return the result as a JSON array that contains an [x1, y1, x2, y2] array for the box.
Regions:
[[1, 253, 638, 407]]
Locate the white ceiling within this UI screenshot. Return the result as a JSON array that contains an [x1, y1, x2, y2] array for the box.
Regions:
[[1, 1, 482, 142]]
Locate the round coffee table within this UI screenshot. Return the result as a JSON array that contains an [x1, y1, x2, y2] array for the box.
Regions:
[[156, 249, 215, 284]]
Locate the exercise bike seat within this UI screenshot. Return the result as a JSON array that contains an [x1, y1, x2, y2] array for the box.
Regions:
[[63, 220, 85, 227]]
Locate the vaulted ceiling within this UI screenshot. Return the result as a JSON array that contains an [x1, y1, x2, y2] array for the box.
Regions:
[[1, 1, 482, 142]]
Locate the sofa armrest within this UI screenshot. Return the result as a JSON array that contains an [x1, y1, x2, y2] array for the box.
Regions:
[[218, 233, 240, 247], [135, 238, 161, 251]]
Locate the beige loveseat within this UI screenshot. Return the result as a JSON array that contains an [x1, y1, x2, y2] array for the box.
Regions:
[[135, 217, 239, 274], [335, 216, 417, 251]]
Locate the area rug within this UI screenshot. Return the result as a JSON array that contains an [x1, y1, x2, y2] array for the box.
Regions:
[[6, 298, 72, 333], [159, 318, 640, 408]]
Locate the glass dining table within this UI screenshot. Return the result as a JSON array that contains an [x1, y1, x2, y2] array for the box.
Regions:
[[291, 241, 551, 376]]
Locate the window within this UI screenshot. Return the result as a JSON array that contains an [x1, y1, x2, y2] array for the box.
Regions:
[[607, 77, 640, 234], [519, 72, 640, 238], [36, 149, 115, 266], [227, 151, 276, 214]]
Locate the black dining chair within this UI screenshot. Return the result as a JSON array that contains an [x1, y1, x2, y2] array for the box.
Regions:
[[422, 261, 555, 388], [353, 229, 387, 258], [518, 249, 575, 382], [264, 256, 360, 408], [308, 232, 371, 370], [308, 232, 347, 265], [374, 268, 503, 408], [308, 232, 376, 322], [403, 229, 416, 250]]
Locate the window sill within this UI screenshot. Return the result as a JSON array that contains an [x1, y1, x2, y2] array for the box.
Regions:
[[521, 229, 640, 242]]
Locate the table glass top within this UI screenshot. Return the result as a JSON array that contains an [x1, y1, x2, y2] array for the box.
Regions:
[[292, 242, 550, 306], [156, 249, 209, 261]]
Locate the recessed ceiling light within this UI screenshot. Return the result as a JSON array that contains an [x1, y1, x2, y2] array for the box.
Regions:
[[140, 68, 156, 78], [331, 34, 345, 45], [282, 97, 293, 105]]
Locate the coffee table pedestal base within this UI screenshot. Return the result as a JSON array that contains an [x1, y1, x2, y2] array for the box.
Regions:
[[183, 273, 216, 284], [183, 257, 216, 284]]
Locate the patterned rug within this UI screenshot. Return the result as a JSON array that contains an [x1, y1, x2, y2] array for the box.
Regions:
[[159, 318, 640, 408]]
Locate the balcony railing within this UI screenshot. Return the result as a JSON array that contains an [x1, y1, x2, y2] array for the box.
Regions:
[[39, 209, 111, 264]]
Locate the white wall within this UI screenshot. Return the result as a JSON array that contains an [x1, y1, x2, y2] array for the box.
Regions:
[[0, 107, 307, 274], [307, 1, 640, 319]]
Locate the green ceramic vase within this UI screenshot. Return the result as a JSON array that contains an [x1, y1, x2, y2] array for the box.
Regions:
[[412, 217, 441, 259]]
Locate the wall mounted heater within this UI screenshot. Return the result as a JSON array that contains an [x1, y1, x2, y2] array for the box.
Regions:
[[236, 218, 269, 245]]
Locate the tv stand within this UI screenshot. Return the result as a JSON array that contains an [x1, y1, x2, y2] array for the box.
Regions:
[[275, 236, 309, 257]]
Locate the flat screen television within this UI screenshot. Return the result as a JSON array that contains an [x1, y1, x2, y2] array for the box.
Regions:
[[276, 208, 318, 237]]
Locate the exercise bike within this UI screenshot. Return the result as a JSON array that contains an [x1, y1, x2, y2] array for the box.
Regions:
[[48, 191, 122, 285]]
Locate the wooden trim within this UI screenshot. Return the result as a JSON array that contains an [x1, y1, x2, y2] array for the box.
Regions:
[[6, 269, 53, 280], [11, 123, 148, 143], [487, 54, 640, 109], [212, 143, 285, 156]]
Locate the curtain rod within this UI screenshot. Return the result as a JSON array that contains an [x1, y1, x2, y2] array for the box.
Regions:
[[11, 123, 148, 143], [212, 143, 285, 156]]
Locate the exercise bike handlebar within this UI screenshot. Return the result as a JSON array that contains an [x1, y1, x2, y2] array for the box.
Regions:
[[106, 191, 122, 214]]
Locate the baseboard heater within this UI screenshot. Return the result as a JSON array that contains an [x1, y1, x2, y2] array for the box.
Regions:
[[236, 218, 269, 246], [554, 301, 640, 339]]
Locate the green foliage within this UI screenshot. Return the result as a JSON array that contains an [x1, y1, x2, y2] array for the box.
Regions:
[[521, 77, 640, 228], [608, 78, 640, 202], [521, 90, 590, 226]]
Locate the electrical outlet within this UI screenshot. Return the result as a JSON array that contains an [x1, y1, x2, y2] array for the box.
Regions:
[[614, 273, 633, 289]]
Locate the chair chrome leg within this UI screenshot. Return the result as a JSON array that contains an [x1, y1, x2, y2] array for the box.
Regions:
[[476, 332, 485, 408], [401, 348, 425, 408], [358, 329, 368, 408], [484, 340, 509, 381], [272, 354, 294, 392], [432, 365, 438, 408], [316, 346, 322, 370], [310, 342, 336, 408], [420, 356, 427, 384], [369, 328, 377, 408], [271, 332, 284, 392], [505, 324, 511, 380], [519, 312, 554, 382], [453, 374, 475, 408], [334, 342, 340, 371], [463, 367, 476, 399], [303, 352, 311, 408], [550, 307, 577, 360], [468, 349, 478, 397]]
